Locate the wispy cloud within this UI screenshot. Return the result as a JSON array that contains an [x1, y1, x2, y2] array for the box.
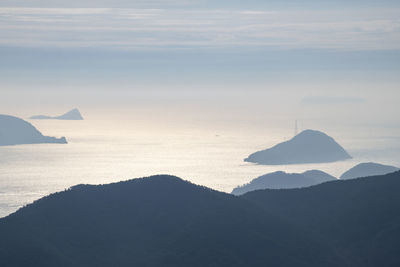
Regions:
[[302, 96, 366, 105], [0, 7, 399, 50]]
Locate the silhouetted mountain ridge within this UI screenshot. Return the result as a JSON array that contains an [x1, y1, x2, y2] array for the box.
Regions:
[[243, 170, 400, 266], [1, 172, 400, 266], [0, 175, 336, 267]]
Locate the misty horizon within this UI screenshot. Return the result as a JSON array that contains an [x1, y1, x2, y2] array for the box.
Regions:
[[1, 1, 400, 266]]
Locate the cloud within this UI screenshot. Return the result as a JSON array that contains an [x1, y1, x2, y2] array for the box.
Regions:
[[0, 7, 399, 50]]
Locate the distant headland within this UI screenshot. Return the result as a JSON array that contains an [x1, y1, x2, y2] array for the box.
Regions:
[[0, 114, 67, 146], [340, 162, 399, 180], [245, 129, 351, 165], [232, 169, 336, 195], [30, 108, 83, 120]]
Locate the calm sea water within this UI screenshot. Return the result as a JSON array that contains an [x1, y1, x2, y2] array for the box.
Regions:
[[0, 111, 399, 217]]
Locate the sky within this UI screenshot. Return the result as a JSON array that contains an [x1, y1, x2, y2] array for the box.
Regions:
[[0, 0, 399, 126]]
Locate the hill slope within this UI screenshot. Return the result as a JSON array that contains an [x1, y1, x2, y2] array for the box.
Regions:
[[2, 172, 399, 266], [243, 171, 400, 267], [0, 175, 338, 267]]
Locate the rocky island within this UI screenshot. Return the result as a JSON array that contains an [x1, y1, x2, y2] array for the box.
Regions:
[[30, 108, 83, 120], [245, 129, 351, 165]]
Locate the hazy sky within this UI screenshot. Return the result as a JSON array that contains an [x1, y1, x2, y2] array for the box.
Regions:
[[0, 0, 399, 125]]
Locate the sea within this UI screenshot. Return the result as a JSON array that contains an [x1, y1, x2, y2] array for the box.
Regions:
[[1, 108, 399, 218]]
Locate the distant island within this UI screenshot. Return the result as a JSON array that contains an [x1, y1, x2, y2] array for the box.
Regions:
[[245, 129, 351, 165], [1, 171, 400, 266], [340, 162, 399, 180], [0, 114, 67, 146], [232, 170, 336, 195], [30, 108, 83, 120]]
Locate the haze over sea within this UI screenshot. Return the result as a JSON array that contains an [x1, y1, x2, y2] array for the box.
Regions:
[[1, 0, 400, 218], [1, 104, 399, 218]]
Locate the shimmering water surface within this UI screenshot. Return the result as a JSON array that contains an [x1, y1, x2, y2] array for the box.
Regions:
[[1, 110, 399, 217]]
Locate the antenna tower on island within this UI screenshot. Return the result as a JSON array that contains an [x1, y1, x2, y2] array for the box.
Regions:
[[294, 120, 298, 136]]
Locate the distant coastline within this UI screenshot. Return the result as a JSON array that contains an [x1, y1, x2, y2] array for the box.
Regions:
[[0, 114, 67, 146]]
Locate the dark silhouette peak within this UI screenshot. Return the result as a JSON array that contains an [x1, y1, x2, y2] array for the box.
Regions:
[[232, 169, 336, 195], [119, 175, 200, 188], [245, 129, 351, 165], [30, 108, 84, 120], [138, 174, 187, 183], [22, 175, 223, 219], [68, 175, 197, 194], [0, 114, 67, 146], [340, 162, 399, 180]]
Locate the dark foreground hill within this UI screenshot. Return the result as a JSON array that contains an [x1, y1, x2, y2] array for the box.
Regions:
[[243, 170, 400, 267], [30, 108, 83, 120], [245, 129, 351, 165], [1, 172, 400, 266], [0, 175, 338, 267], [340, 162, 399, 180], [232, 170, 336, 195], [0, 114, 67, 146]]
